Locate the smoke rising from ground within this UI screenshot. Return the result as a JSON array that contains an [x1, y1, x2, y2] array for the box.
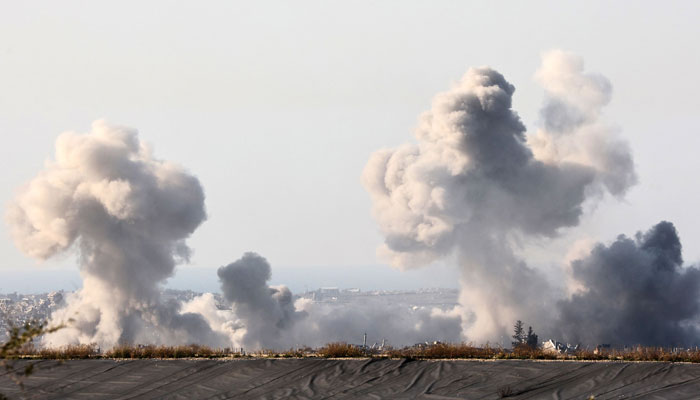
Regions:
[[191, 252, 463, 349], [9, 51, 696, 350], [557, 221, 700, 347], [362, 50, 637, 343], [217, 252, 307, 349], [5, 122, 463, 350], [7, 121, 226, 348]]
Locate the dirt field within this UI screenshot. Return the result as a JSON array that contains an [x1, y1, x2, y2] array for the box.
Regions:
[[2, 358, 699, 399]]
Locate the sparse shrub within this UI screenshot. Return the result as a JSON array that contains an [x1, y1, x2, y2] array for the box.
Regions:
[[104, 344, 226, 359], [498, 385, 514, 398], [10, 339, 700, 363], [389, 342, 503, 359], [38, 344, 98, 359], [509, 343, 553, 360], [319, 342, 365, 358], [280, 348, 305, 358], [1, 319, 65, 398]]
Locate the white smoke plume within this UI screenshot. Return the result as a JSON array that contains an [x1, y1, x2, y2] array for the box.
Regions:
[[7, 121, 463, 350], [190, 252, 463, 349], [362, 50, 636, 343], [530, 50, 637, 196], [7, 121, 227, 348]]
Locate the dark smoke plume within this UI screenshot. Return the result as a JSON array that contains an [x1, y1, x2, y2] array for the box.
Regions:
[[557, 221, 700, 347]]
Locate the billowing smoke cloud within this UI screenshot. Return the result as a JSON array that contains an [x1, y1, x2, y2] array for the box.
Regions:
[[362, 50, 636, 343], [191, 252, 462, 349], [7, 121, 226, 348], [217, 252, 307, 349], [557, 221, 700, 347], [530, 50, 637, 196], [6, 121, 466, 350]]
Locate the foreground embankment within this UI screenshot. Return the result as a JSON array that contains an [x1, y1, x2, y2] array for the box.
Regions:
[[2, 358, 699, 399]]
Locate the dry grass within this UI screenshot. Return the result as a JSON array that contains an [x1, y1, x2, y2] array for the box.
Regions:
[[386, 343, 700, 362], [36, 344, 99, 360], [388, 342, 498, 359], [573, 347, 700, 363], [387, 343, 557, 360], [7, 342, 700, 362], [318, 342, 366, 358], [106, 344, 229, 359], [259, 348, 307, 358]]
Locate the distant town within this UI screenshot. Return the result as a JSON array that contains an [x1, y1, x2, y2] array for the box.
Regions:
[[0, 288, 460, 343]]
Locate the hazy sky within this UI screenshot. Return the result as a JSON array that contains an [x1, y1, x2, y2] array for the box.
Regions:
[[2, 1, 700, 292]]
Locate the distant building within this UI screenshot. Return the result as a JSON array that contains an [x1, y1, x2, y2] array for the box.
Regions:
[[594, 344, 611, 354], [542, 339, 579, 354], [319, 287, 340, 296]]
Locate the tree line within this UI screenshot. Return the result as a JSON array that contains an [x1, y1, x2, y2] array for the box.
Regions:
[[511, 320, 538, 349]]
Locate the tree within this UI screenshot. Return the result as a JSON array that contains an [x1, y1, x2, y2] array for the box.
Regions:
[[526, 326, 539, 349], [511, 320, 525, 348]]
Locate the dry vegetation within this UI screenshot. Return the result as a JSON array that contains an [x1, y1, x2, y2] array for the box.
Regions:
[[107, 344, 232, 359], [318, 342, 366, 358], [390, 343, 700, 363], [36, 344, 98, 360], [388, 343, 503, 359], [4, 342, 700, 362], [8, 343, 232, 360]]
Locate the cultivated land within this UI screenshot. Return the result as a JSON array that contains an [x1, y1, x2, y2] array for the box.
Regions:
[[1, 358, 699, 399]]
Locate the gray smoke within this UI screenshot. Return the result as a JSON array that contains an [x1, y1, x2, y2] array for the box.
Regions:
[[362, 50, 636, 342], [6, 121, 467, 350], [531, 50, 637, 196], [557, 221, 700, 347], [6, 121, 226, 348], [192, 252, 463, 349], [217, 252, 307, 349]]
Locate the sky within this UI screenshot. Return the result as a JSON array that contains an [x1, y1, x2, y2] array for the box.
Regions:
[[2, 1, 700, 293]]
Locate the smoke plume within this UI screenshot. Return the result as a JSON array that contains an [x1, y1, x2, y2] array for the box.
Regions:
[[531, 50, 637, 196], [190, 252, 463, 349], [7, 121, 464, 350], [362, 50, 636, 343], [557, 221, 700, 347], [217, 252, 307, 349], [7, 121, 226, 348]]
